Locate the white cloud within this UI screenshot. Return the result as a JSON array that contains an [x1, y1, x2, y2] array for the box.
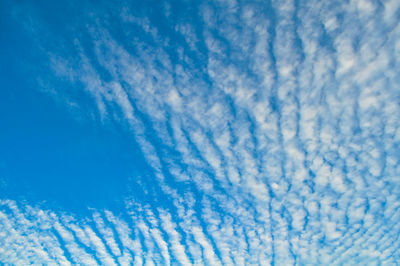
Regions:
[[2, 0, 400, 264]]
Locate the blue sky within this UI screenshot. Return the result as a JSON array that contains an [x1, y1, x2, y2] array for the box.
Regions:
[[1, 0, 400, 264]]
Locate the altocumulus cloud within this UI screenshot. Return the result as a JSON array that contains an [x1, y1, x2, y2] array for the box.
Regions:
[[1, 0, 400, 265]]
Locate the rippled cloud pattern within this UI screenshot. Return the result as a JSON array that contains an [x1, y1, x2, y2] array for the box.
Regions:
[[1, 0, 400, 265]]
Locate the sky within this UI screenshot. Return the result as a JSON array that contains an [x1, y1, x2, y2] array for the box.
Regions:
[[1, 0, 400, 265]]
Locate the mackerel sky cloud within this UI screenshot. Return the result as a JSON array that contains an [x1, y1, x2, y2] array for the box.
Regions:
[[1, 0, 400, 265]]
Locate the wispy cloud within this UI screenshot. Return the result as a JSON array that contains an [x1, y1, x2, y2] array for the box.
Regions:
[[1, 0, 400, 264]]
